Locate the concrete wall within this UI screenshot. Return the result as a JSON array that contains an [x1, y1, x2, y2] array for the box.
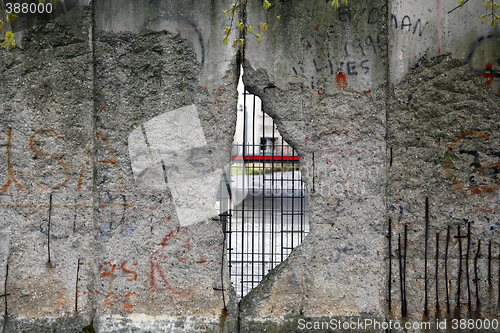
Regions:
[[0, 0, 499, 332]]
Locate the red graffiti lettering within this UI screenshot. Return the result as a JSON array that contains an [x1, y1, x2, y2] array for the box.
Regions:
[[121, 261, 138, 281], [99, 262, 116, 279]]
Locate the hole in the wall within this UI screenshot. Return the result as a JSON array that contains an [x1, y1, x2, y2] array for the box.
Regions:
[[218, 69, 310, 299]]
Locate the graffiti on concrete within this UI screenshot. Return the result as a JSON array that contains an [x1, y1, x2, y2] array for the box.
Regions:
[[444, 131, 500, 194], [0, 128, 123, 193], [467, 35, 500, 94], [98, 260, 138, 313], [150, 227, 214, 301]]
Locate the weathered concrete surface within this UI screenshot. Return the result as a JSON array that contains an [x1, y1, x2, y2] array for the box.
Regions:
[[92, 0, 240, 330], [239, 0, 388, 330], [0, 2, 94, 332], [0, 0, 499, 332], [387, 54, 500, 322]]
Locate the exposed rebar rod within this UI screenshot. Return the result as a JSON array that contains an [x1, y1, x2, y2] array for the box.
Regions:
[[388, 217, 392, 312], [48, 193, 53, 264], [403, 225, 408, 317], [445, 226, 450, 314], [435, 232, 440, 314], [474, 239, 481, 310], [398, 234, 404, 317], [424, 197, 429, 317], [457, 225, 462, 311], [466, 222, 471, 313]]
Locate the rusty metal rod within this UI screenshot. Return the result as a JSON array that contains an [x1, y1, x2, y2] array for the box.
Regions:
[[388, 217, 392, 312], [445, 226, 450, 314], [424, 197, 429, 317], [75, 259, 81, 313], [457, 225, 462, 311], [435, 232, 440, 314], [403, 224, 408, 317], [466, 222, 471, 313], [3, 263, 7, 316], [399, 234, 404, 317], [48, 193, 52, 264], [474, 240, 481, 310], [488, 241, 492, 285]]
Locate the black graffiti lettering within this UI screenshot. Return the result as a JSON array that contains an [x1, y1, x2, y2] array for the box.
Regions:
[[338, 6, 352, 21], [413, 19, 428, 36], [354, 39, 365, 56], [347, 62, 358, 76], [344, 42, 349, 57], [337, 61, 345, 73], [368, 8, 379, 24], [313, 59, 324, 73], [328, 60, 334, 75], [365, 35, 376, 54], [391, 14, 398, 29], [327, 25, 335, 35], [401, 15, 411, 31], [361, 60, 369, 74]]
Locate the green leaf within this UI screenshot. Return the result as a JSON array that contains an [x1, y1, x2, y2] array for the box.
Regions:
[[261, 23, 268, 33], [6, 13, 18, 25], [484, 1, 491, 9], [239, 38, 245, 47], [222, 36, 228, 45], [238, 22, 245, 31], [1, 31, 16, 50], [263, 1, 271, 11], [256, 33, 262, 43], [222, 10, 228, 18]]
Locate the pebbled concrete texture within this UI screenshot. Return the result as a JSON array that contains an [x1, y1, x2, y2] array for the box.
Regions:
[[239, 0, 388, 330], [92, 2, 239, 331], [387, 54, 500, 321], [0, 2, 94, 332], [0, 0, 499, 332]]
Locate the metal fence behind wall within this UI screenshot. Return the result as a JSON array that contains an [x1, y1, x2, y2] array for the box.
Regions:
[[218, 90, 310, 299]]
